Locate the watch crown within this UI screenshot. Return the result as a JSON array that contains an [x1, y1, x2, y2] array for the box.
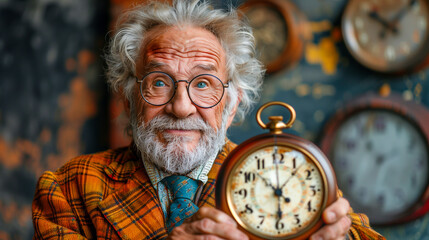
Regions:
[[256, 101, 296, 134], [266, 116, 288, 134]]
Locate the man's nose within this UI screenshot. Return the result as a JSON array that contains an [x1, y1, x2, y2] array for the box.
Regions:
[[165, 82, 197, 118]]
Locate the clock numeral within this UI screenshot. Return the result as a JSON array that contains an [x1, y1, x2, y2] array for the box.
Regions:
[[305, 169, 312, 180], [245, 204, 253, 214], [307, 200, 314, 212], [309, 185, 316, 196], [275, 219, 285, 230], [235, 188, 247, 199], [345, 140, 356, 151], [272, 153, 284, 164], [294, 214, 301, 225], [376, 194, 385, 207], [292, 157, 297, 169], [258, 215, 265, 225], [257, 157, 265, 170], [244, 172, 256, 183]]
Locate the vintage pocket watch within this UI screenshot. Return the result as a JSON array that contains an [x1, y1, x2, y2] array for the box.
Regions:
[[216, 102, 337, 240]]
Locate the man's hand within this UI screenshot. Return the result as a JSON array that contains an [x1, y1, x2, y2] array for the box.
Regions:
[[166, 207, 249, 240], [310, 197, 352, 240]]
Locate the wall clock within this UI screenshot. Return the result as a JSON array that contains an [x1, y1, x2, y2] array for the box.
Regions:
[[320, 92, 429, 225], [342, 0, 429, 73], [238, 0, 305, 73], [216, 102, 337, 239]]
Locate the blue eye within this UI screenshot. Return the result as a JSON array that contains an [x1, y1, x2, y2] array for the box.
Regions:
[[197, 82, 207, 88], [154, 80, 166, 87]]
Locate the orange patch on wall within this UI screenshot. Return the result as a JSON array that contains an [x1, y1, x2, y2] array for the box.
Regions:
[[77, 50, 95, 75], [0, 231, 11, 240], [65, 58, 77, 72], [0, 49, 99, 177], [0, 138, 41, 173]]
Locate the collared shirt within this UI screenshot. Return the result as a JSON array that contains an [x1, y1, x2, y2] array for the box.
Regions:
[[141, 151, 218, 219]]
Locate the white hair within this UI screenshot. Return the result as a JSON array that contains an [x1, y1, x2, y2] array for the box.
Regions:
[[105, 0, 264, 124]]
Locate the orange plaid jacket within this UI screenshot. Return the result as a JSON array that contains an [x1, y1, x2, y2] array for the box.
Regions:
[[32, 142, 384, 239]]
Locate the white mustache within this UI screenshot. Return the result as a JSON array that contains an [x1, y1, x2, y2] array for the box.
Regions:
[[145, 115, 212, 132]]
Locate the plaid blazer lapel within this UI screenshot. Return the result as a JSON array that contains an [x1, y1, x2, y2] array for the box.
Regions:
[[98, 148, 168, 240]]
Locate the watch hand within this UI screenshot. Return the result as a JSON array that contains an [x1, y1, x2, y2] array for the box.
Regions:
[[279, 163, 305, 190], [391, 0, 417, 23], [282, 195, 291, 204], [274, 145, 281, 190], [368, 10, 398, 34], [277, 195, 282, 219], [379, 0, 417, 38], [255, 172, 276, 191], [273, 145, 283, 220]]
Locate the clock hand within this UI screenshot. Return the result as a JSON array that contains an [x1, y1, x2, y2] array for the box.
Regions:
[[273, 145, 283, 220], [391, 0, 417, 23], [379, 0, 416, 38], [255, 172, 276, 191], [279, 163, 305, 190], [283, 196, 291, 204], [276, 195, 283, 219], [368, 10, 398, 34], [274, 145, 281, 190]]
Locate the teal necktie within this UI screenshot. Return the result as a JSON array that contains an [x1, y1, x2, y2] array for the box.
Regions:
[[162, 175, 199, 232]]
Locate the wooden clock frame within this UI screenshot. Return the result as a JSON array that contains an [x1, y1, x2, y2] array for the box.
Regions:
[[238, 0, 304, 73], [319, 92, 429, 225]]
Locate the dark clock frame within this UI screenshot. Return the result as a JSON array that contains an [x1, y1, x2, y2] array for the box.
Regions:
[[238, 0, 304, 73], [319, 92, 429, 225]]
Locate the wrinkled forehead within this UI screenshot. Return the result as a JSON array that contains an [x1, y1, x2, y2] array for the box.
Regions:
[[138, 25, 227, 73]]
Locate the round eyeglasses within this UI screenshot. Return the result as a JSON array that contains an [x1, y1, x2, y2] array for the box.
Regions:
[[136, 71, 229, 108]]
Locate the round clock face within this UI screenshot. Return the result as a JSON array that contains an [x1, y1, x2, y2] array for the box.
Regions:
[[245, 6, 288, 67], [342, 0, 429, 72], [330, 109, 429, 223], [227, 145, 325, 239]]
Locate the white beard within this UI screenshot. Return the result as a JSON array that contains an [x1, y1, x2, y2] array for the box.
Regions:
[[131, 114, 227, 174]]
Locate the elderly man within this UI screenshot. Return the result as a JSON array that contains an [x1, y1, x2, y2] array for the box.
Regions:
[[32, 1, 384, 239]]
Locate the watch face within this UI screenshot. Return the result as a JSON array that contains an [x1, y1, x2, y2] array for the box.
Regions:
[[330, 110, 429, 223], [227, 145, 325, 239], [342, 0, 429, 72], [245, 5, 289, 67]]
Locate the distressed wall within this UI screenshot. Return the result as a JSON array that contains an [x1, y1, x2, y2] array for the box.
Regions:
[[0, 0, 109, 239]]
